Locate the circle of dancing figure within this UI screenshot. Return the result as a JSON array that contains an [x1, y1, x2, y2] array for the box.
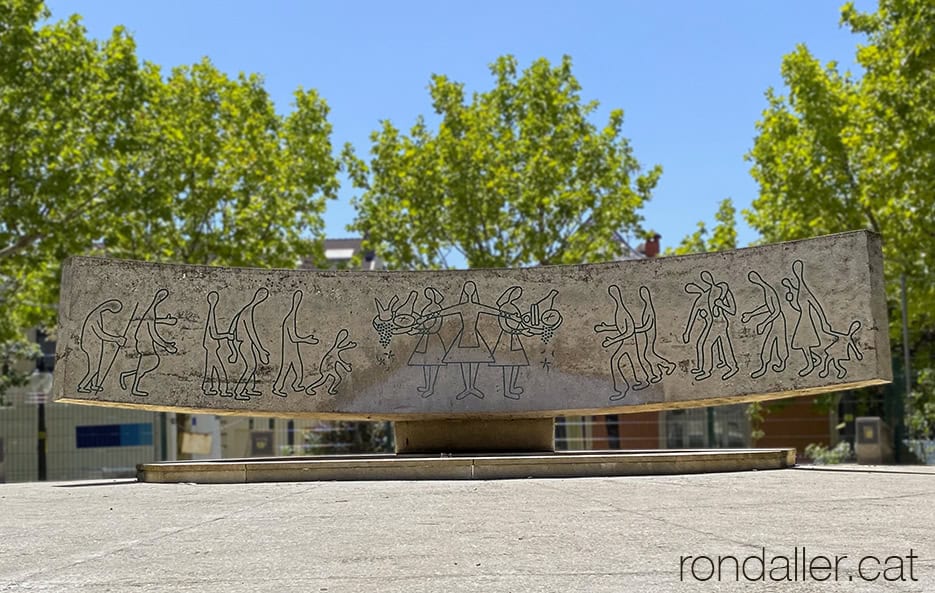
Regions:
[[119, 289, 177, 397], [408, 287, 447, 398], [272, 290, 319, 397], [77, 300, 127, 393], [490, 286, 531, 400]]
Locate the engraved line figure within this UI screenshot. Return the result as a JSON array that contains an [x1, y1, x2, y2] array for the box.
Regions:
[[741, 270, 789, 378], [272, 290, 319, 397], [306, 329, 357, 396], [490, 286, 532, 400], [682, 282, 715, 376], [634, 285, 676, 382], [77, 299, 128, 393], [407, 287, 447, 399], [98, 302, 139, 393], [228, 287, 271, 400], [820, 320, 863, 379], [491, 286, 563, 397], [595, 285, 651, 401], [702, 270, 739, 380], [683, 271, 738, 381], [430, 281, 496, 400], [201, 291, 235, 397], [119, 289, 177, 397], [782, 259, 835, 377]]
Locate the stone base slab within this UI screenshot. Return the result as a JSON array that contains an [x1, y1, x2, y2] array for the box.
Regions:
[[137, 448, 797, 483]]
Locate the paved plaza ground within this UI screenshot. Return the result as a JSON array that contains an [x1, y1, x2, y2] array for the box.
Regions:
[[1, 465, 933, 592]]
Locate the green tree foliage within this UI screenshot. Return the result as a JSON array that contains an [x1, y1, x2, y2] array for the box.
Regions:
[[102, 60, 338, 268], [907, 368, 935, 440], [0, 0, 339, 344], [0, 0, 144, 338], [746, 0, 935, 360], [664, 198, 738, 256], [345, 55, 661, 269]]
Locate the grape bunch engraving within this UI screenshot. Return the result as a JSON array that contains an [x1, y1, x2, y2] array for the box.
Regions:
[[371, 291, 418, 349], [375, 321, 395, 348], [537, 309, 562, 344]]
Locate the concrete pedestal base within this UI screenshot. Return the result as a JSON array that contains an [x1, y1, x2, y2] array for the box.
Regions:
[[137, 448, 796, 483], [393, 418, 555, 454]]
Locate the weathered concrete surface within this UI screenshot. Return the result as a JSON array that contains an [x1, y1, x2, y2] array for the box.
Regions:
[[53, 231, 891, 419], [1, 467, 933, 592]]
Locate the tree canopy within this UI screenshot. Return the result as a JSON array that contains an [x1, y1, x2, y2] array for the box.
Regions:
[[0, 0, 340, 347], [746, 0, 934, 363], [345, 55, 661, 269]]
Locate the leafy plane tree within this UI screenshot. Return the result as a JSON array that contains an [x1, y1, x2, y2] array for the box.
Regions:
[[0, 0, 340, 348], [746, 0, 935, 361], [346, 55, 662, 269]]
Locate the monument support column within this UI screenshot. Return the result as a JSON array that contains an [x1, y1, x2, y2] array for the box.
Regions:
[[393, 418, 555, 454]]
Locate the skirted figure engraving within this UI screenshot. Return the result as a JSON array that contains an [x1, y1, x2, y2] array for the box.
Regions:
[[77, 299, 128, 393], [490, 286, 532, 400], [741, 271, 789, 378], [119, 289, 177, 397], [438, 281, 496, 400], [408, 287, 447, 398], [783, 259, 836, 377], [783, 260, 862, 379], [272, 290, 319, 397]]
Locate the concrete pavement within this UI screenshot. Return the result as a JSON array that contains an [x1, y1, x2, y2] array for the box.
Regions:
[[1, 465, 933, 592]]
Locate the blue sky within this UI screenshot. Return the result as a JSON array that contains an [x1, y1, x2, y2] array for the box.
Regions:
[[47, 0, 874, 254]]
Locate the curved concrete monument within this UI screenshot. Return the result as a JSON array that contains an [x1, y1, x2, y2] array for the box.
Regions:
[[54, 231, 891, 454]]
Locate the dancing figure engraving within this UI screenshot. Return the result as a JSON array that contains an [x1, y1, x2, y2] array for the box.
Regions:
[[490, 286, 532, 400], [272, 290, 319, 397], [306, 329, 357, 396], [634, 286, 676, 382], [595, 285, 651, 400], [202, 291, 235, 397], [228, 288, 271, 400], [683, 271, 738, 381], [119, 289, 177, 397], [408, 287, 447, 398], [77, 299, 128, 393], [435, 281, 496, 400], [782, 260, 862, 379], [820, 321, 863, 379], [741, 271, 789, 378]]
